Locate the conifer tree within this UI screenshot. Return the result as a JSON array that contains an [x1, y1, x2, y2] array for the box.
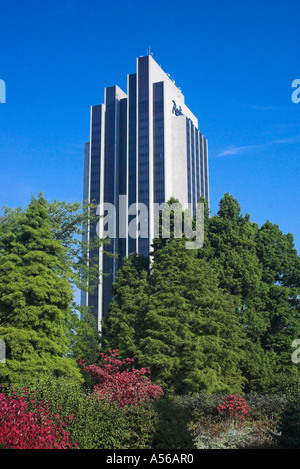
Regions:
[[140, 237, 246, 394], [104, 200, 246, 394], [104, 194, 300, 393], [0, 195, 82, 384], [201, 193, 300, 391], [103, 253, 149, 361]]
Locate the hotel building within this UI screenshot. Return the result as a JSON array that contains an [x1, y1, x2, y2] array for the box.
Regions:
[[82, 54, 209, 330]]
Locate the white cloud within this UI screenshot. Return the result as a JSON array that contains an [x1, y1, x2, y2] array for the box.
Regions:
[[217, 135, 300, 157]]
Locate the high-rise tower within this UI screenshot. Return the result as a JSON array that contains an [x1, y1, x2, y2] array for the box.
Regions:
[[82, 55, 209, 330]]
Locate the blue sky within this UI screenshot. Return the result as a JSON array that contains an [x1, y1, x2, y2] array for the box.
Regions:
[[0, 0, 299, 250]]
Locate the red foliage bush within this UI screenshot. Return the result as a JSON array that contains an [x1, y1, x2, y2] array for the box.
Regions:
[[0, 386, 77, 449], [217, 394, 250, 421], [79, 350, 163, 408]]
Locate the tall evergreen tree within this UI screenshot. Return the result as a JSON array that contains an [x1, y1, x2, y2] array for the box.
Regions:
[[0, 198, 105, 312], [256, 221, 300, 389], [103, 253, 149, 361], [104, 200, 246, 394], [0, 195, 82, 384], [201, 193, 300, 391], [104, 194, 300, 394], [140, 237, 246, 394]]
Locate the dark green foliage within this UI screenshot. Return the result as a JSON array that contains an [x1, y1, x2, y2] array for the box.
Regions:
[[158, 392, 288, 423], [195, 193, 300, 391], [144, 240, 245, 394], [171, 393, 224, 421], [69, 309, 100, 365], [152, 398, 195, 449], [102, 253, 150, 361], [104, 194, 300, 394], [245, 393, 289, 421], [105, 237, 245, 394], [69, 310, 100, 389], [277, 402, 300, 448], [122, 404, 159, 449]]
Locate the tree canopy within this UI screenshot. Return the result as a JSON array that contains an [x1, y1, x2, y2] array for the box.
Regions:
[[103, 194, 300, 394], [0, 195, 85, 383]]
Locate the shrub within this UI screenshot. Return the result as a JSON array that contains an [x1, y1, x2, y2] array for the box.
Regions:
[[172, 393, 284, 449], [4, 375, 157, 449], [79, 350, 163, 408], [0, 385, 76, 449], [193, 431, 226, 449], [217, 394, 250, 422], [152, 397, 195, 449], [121, 402, 159, 449], [276, 402, 300, 449], [172, 393, 223, 421], [194, 426, 256, 449], [245, 393, 288, 421]]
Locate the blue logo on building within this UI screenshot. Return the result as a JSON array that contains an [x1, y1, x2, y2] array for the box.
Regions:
[[172, 100, 183, 116]]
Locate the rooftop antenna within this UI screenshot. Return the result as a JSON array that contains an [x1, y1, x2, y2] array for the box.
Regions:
[[147, 46, 153, 56]]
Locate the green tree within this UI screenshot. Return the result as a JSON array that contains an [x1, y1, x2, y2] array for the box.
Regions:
[[104, 194, 300, 394], [0, 195, 82, 384], [43, 198, 107, 313], [201, 193, 300, 391], [141, 237, 245, 394], [0, 198, 106, 311], [104, 200, 246, 394], [103, 253, 150, 361], [69, 308, 100, 364], [256, 222, 300, 388], [0, 197, 107, 365]]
